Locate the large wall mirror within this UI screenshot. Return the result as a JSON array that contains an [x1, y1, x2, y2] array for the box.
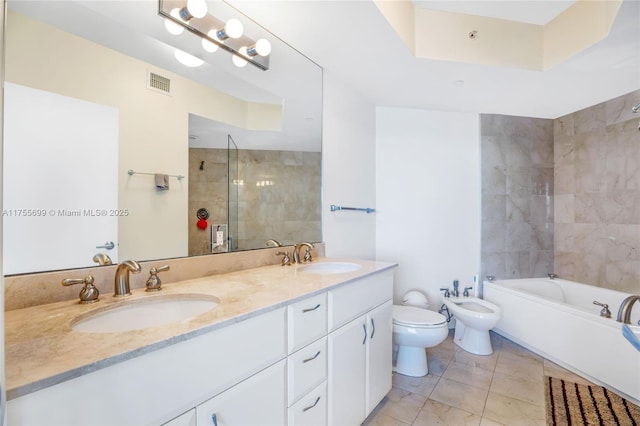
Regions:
[[3, 0, 322, 275]]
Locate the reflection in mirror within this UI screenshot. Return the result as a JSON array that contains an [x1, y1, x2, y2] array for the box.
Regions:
[[3, 1, 322, 274], [187, 115, 321, 256]]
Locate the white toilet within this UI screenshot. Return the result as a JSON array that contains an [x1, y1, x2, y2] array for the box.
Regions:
[[393, 291, 448, 377], [441, 296, 502, 355]]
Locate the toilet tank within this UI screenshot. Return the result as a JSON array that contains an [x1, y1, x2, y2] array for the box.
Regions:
[[401, 291, 429, 309]]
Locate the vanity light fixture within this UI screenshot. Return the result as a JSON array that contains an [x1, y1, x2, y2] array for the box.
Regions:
[[179, 0, 207, 21], [159, 0, 271, 70]]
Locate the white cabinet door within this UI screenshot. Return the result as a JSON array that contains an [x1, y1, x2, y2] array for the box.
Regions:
[[328, 315, 367, 426], [196, 360, 286, 426], [366, 300, 393, 415]]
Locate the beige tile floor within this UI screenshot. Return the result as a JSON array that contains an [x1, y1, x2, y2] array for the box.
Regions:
[[363, 331, 595, 426]]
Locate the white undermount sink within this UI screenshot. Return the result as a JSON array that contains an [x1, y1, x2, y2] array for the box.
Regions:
[[297, 262, 362, 274], [71, 294, 220, 333], [622, 324, 640, 352]]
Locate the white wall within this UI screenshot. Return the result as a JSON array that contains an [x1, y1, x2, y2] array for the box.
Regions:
[[376, 107, 481, 309], [321, 72, 376, 259]]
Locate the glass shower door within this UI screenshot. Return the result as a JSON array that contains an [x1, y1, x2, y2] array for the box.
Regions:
[[227, 134, 239, 251]]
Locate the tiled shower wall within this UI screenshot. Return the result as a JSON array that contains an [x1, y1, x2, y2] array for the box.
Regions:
[[189, 148, 229, 256], [554, 89, 640, 293], [481, 115, 555, 280], [237, 150, 321, 250], [188, 148, 322, 256]]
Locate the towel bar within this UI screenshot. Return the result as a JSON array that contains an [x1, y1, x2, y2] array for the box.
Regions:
[[128, 169, 184, 180], [330, 204, 376, 214]]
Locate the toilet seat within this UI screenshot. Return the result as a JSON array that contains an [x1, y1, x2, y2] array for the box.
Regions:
[[393, 305, 447, 328]]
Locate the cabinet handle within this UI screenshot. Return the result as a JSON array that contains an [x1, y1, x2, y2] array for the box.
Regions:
[[303, 350, 321, 363], [362, 323, 367, 344], [211, 413, 217, 426], [370, 318, 375, 339], [302, 396, 321, 412], [302, 303, 321, 313]]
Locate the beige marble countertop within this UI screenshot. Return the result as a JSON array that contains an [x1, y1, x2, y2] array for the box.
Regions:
[[5, 257, 396, 400]]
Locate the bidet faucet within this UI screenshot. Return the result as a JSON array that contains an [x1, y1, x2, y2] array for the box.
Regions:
[[616, 295, 640, 324], [293, 242, 314, 264], [114, 260, 141, 297], [452, 280, 460, 297]]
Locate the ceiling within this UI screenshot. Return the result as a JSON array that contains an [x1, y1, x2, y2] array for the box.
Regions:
[[8, 0, 640, 124], [228, 0, 640, 119], [412, 0, 577, 25]]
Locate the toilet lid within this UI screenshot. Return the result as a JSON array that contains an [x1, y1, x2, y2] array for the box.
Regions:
[[393, 305, 447, 327]]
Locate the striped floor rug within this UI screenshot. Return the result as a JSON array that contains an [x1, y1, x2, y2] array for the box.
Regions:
[[546, 376, 640, 425]]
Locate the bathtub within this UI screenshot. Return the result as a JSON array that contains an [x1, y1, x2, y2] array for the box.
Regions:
[[484, 278, 640, 405]]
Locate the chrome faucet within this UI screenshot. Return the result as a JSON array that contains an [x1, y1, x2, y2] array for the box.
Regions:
[[293, 242, 314, 264], [593, 301, 611, 318], [452, 280, 460, 297], [114, 260, 141, 297], [616, 295, 640, 324]]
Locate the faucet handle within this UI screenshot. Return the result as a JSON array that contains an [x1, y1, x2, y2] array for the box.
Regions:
[[439, 288, 450, 298], [276, 250, 292, 266], [463, 287, 473, 297], [302, 246, 313, 263], [548, 273, 558, 279], [146, 265, 170, 292], [62, 275, 99, 304], [593, 300, 611, 318]]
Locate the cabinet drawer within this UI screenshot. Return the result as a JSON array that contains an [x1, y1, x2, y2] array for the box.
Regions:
[[328, 269, 393, 331], [287, 337, 327, 406], [288, 292, 327, 354], [288, 381, 327, 426], [196, 360, 286, 426]]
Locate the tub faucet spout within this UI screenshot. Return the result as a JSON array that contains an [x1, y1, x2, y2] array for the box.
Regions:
[[616, 295, 640, 324]]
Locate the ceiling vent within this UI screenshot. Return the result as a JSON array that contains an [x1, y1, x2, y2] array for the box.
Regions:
[[147, 70, 171, 95]]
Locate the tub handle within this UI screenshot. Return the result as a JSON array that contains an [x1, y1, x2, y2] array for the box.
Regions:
[[593, 301, 612, 318]]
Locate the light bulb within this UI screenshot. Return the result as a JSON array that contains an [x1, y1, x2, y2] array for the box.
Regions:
[[174, 49, 204, 67], [232, 47, 248, 67], [248, 38, 271, 57], [255, 39, 271, 56], [225, 18, 244, 39], [186, 0, 207, 18], [164, 8, 185, 35], [202, 30, 219, 52]]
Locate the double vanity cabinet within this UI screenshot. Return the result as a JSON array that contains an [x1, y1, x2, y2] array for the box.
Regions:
[[5, 259, 396, 426]]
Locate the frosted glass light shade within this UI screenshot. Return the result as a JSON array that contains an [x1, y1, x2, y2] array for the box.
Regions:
[[232, 47, 248, 67], [252, 39, 271, 56], [225, 18, 244, 39], [164, 8, 185, 35], [186, 0, 207, 18], [174, 49, 204, 67], [202, 30, 219, 52]]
